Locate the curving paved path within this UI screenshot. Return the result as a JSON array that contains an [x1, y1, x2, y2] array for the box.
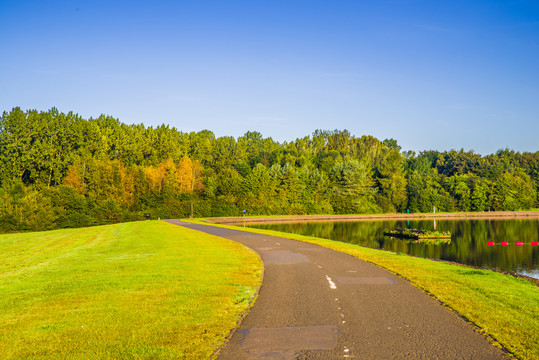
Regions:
[[167, 220, 509, 360]]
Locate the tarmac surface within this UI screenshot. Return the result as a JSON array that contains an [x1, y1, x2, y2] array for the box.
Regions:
[[167, 220, 510, 360]]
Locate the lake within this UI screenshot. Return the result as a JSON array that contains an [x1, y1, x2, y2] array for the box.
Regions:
[[249, 219, 539, 279]]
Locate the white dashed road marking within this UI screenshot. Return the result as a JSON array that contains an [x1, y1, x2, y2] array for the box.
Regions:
[[325, 275, 337, 289]]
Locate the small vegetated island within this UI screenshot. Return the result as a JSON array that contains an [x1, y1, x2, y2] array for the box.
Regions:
[[384, 228, 452, 244]]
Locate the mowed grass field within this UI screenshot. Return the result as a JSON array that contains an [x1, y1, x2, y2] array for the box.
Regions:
[[0, 221, 262, 359], [190, 220, 539, 360]]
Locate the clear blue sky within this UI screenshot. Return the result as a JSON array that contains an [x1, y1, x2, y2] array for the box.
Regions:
[[1, 0, 538, 155]]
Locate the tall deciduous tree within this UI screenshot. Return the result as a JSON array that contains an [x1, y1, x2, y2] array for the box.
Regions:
[[376, 146, 407, 212], [329, 160, 379, 214]]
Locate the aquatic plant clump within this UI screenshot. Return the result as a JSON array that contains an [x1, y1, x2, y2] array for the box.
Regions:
[[384, 228, 452, 244]]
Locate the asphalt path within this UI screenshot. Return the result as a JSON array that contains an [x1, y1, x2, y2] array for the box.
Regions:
[[167, 220, 509, 360]]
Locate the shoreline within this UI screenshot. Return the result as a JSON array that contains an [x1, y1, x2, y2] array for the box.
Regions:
[[203, 211, 539, 225]]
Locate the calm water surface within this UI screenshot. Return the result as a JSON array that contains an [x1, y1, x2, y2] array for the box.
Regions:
[[250, 219, 539, 279]]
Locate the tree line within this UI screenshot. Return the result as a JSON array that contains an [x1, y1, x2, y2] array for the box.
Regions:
[[1, 107, 538, 232]]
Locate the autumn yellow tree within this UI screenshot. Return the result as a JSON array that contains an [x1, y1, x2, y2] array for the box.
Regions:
[[119, 164, 135, 207], [145, 165, 166, 192], [177, 156, 193, 193], [160, 158, 178, 194], [83, 159, 133, 208], [175, 156, 204, 217], [63, 161, 86, 195], [176, 156, 203, 194], [145, 158, 179, 195]]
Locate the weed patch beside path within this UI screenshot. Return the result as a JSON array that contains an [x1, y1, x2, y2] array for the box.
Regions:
[[0, 221, 262, 359]]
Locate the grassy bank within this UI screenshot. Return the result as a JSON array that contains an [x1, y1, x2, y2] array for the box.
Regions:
[[189, 219, 539, 360], [0, 221, 262, 359]]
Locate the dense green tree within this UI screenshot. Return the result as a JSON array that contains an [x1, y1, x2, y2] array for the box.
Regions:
[[406, 165, 454, 213], [274, 163, 305, 214], [444, 174, 471, 212], [211, 136, 237, 172], [301, 167, 332, 214], [470, 177, 492, 212], [0, 108, 43, 184], [1, 107, 538, 233], [240, 163, 277, 214], [45, 185, 96, 228], [328, 160, 379, 214], [355, 135, 386, 169], [188, 130, 215, 166], [516, 151, 539, 206], [492, 171, 536, 211], [0, 180, 57, 231], [375, 145, 407, 212]]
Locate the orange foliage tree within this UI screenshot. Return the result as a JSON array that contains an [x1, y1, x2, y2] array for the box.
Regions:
[[176, 156, 204, 194], [63, 161, 86, 195]]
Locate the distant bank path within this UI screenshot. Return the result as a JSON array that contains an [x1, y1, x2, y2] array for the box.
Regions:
[[167, 220, 509, 360], [204, 211, 539, 225]]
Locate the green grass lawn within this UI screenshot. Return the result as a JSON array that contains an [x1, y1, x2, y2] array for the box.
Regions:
[[189, 219, 539, 360], [0, 221, 262, 359]]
